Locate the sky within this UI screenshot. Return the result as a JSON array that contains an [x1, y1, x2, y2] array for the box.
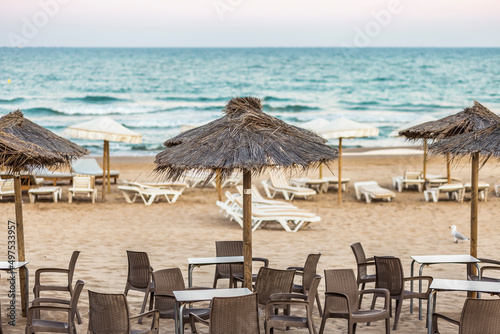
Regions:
[[1, 0, 499, 47]]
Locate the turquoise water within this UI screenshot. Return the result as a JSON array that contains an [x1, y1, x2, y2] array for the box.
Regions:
[[1, 47, 499, 155]]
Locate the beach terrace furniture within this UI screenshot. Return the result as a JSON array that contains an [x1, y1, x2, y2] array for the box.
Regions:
[[254, 267, 296, 309], [213, 241, 269, 289], [124, 250, 155, 321], [287, 253, 323, 317], [33, 251, 82, 325], [88, 290, 160, 334], [126, 180, 189, 194], [180, 169, 215, 188], [190, 293, 260, 334], [322, 176, 350, 192], [264, 274, 322, 334], [423, 183, 465, 203], [354, 181, 396, 203], [289, 177, 329, 194], [29, 186, 62, 203], [319, 269, 390, 334], [464, 182, 490, 201], [71, 158, 119, 183], [152, 268, 210, 332], [118, 184, 182, 205], [262, 170, 317, 201], [467, 258, 500, 283], [350, 242, 376, 290], [68, 175, 98, 204], [26, 280, 85, 334], [432, 298, 500, 334], [373, 256, 433, 330], [392, 170, 425, 192], [236, 186, 298, 208], [34, 166, 74, 186], [0, 178, 15, 200], [496, 184, 500, 196]]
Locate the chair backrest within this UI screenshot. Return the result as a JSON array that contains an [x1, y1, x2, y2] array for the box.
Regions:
[[88, 290, 131, 334], [302, 253, 321, 291], [73, 175, 94, 189], [374, 256, 404, 296], [350, 242, 369, 277], [68, 251, 81, 283], [152, 268, 185, 314], [404, 170, 422, 180], [126, 250, 152, 289], [209, 293, 260, 334], [306, 275, 322, 308], [269, 170, 290, 188], [324, 269, 359, 312], [215, 241, 244, 277], [460, 298, 500, 334], [0, 178, 14, 192], [70, 280, 85, 321], [254, 267, 295, 306], [72, 158, 103, 174]]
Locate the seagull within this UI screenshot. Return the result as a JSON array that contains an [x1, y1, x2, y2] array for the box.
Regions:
[[450, 225, 469, 243]]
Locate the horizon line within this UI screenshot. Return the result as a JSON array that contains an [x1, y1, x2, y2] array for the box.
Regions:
[[1, 46, 500, 49]]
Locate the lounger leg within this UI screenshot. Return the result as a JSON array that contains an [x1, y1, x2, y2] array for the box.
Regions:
[[170, 193, 180, 203]]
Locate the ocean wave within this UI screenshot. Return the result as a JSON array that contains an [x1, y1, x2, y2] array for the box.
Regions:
[[262, 96, 291, 102], [0, 97, 25, 104], [64, 95, 129, 104], [155, 96, 227, 102], [263, 104, 320, 112], [23, 107, 64, 116]]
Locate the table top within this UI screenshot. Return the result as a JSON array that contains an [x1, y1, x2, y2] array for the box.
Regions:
[[290, 178, 328, 184], [411, 255, 480, 264], [0, 261, 29, 270], [188, 256, 244, 265], [174, 288, 252, 302], [430, 279, 500, 294]]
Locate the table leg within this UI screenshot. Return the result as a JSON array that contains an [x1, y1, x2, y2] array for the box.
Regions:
[[188, 264, 194, 288], [410, 260, 415, 313], [427, 290, 436, 334], [174, 301, 179, 334], [179, 302, 187, 334], [476, 263, 481, 298]]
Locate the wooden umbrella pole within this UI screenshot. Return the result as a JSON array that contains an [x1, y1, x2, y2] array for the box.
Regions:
[[469, 152, 479, 298], [423, 139, 427, 180], [216, 170, 222, 201], [102, 141, 108, 200], [338, 138, 342, 204], [107, 141, 111, 194], [13, 174, 27, 316], [319, 163, 323, 179], [446, 153, 451, 184], [242, 170, 252, 290]]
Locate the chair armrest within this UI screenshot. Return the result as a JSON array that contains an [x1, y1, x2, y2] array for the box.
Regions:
[[359, 288, 390, 308], [27, 305, 71, 323], [186, 287, 213, 291], [287, 266, 304, 271], [366, 257, 375, 262], [478, 258, 500, 266], [481, 266, 500, 278], [130, 309, 160, 331], [190, 311, 210, 333], [404, 276, 433, 291], [35, 268, 71, 285], [153, 293, 175, 299], [32, 297, 70, 306], [252, 257, 269, 267], [269, 292, 307, 301]]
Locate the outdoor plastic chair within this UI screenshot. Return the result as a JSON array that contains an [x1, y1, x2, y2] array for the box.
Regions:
[[33, 251, 82, 324], [264, 275, 322, 334], [372, 256, 433, 330], [124, 250, 155, 322], [319, 269, 390, 334], [152, 268, 210, 331], [287, 253, 323, 316], [26, 280, 85, 334], [432, 298, 500, 334], [254, 267, 296, 309], [350, 242, 376, 290], [190, 293, 260, 334], [88, 290, 160, 334], [467, 258, 500, 283], [213, 241, 268, 288], [68, 174, 97, 204]]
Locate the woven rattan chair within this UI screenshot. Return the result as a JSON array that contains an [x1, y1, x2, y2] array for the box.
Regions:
[[433, 298, 500, 334], [254, 267, 296, 309], [318, 269, 390, 334], [265, 274, 322, 334], [26, 280, 85, 334], [190, 293, 260, 334], [124, 250, 155, 321], [152, 268, 210, 331], [372, 256, 433, 330], [88, 290, 160, 334], [467, 258, 500, 283], [213, 241, 269, 288], [287, 253, 323, 316], [33, 251, 82, 324], [350, 242, 376, 290]]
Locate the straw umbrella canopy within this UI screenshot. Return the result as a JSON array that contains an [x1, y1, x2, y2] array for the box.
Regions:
[[428, 122, 500, 268], [399, 101, 500, 181], [154, 97, 338, 289], [0, 110, 88, 315], [64, 117, 142, 199], [303, 117, 379, 204]]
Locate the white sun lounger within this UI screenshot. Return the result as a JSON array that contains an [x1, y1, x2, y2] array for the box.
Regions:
[[68, 175, 98, 204], [118, 185, 181, 205], [125, 181, 189, 194], [354, 181, 396, 203], [236, 185, 298, 208], [392, 170, 425, 192], [261, 170, 317, 201], [71, 158, 120, 183], [0, 178, 15, 200]]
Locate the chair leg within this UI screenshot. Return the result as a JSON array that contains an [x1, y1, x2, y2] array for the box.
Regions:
[[318, 314, 328, 334], [138, 290, 149, 324], [385, 318, 390, 334], [367, 294, 378, 326], [315, 292, 323, 317], [393, 299, 403, 330]]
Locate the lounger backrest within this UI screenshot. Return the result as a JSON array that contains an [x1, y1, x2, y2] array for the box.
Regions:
[[404, 170, 422, 180], [269, 170, 289, 188], [0, 179, 14, 192], [73, 175, 94, 189], [71, 158, 103, 174]]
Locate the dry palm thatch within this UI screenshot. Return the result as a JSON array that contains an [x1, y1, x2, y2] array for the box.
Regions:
[[399, 101, 500, 140], [428, 122, 500, 161], [0, 110, 89, 171], [154, 96, 339, 182]]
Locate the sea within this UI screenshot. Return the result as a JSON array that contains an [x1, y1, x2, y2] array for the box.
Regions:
[[1, 47, 500, 156]]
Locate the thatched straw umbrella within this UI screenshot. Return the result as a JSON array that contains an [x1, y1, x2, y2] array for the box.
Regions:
[[399, 101, 500, 181], [0, 110, 88, 315], [429, 122, 500, 265], [154, 97, 338, 288]]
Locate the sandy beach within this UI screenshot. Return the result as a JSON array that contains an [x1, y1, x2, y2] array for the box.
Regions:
[[1, 151, 499, 333]]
